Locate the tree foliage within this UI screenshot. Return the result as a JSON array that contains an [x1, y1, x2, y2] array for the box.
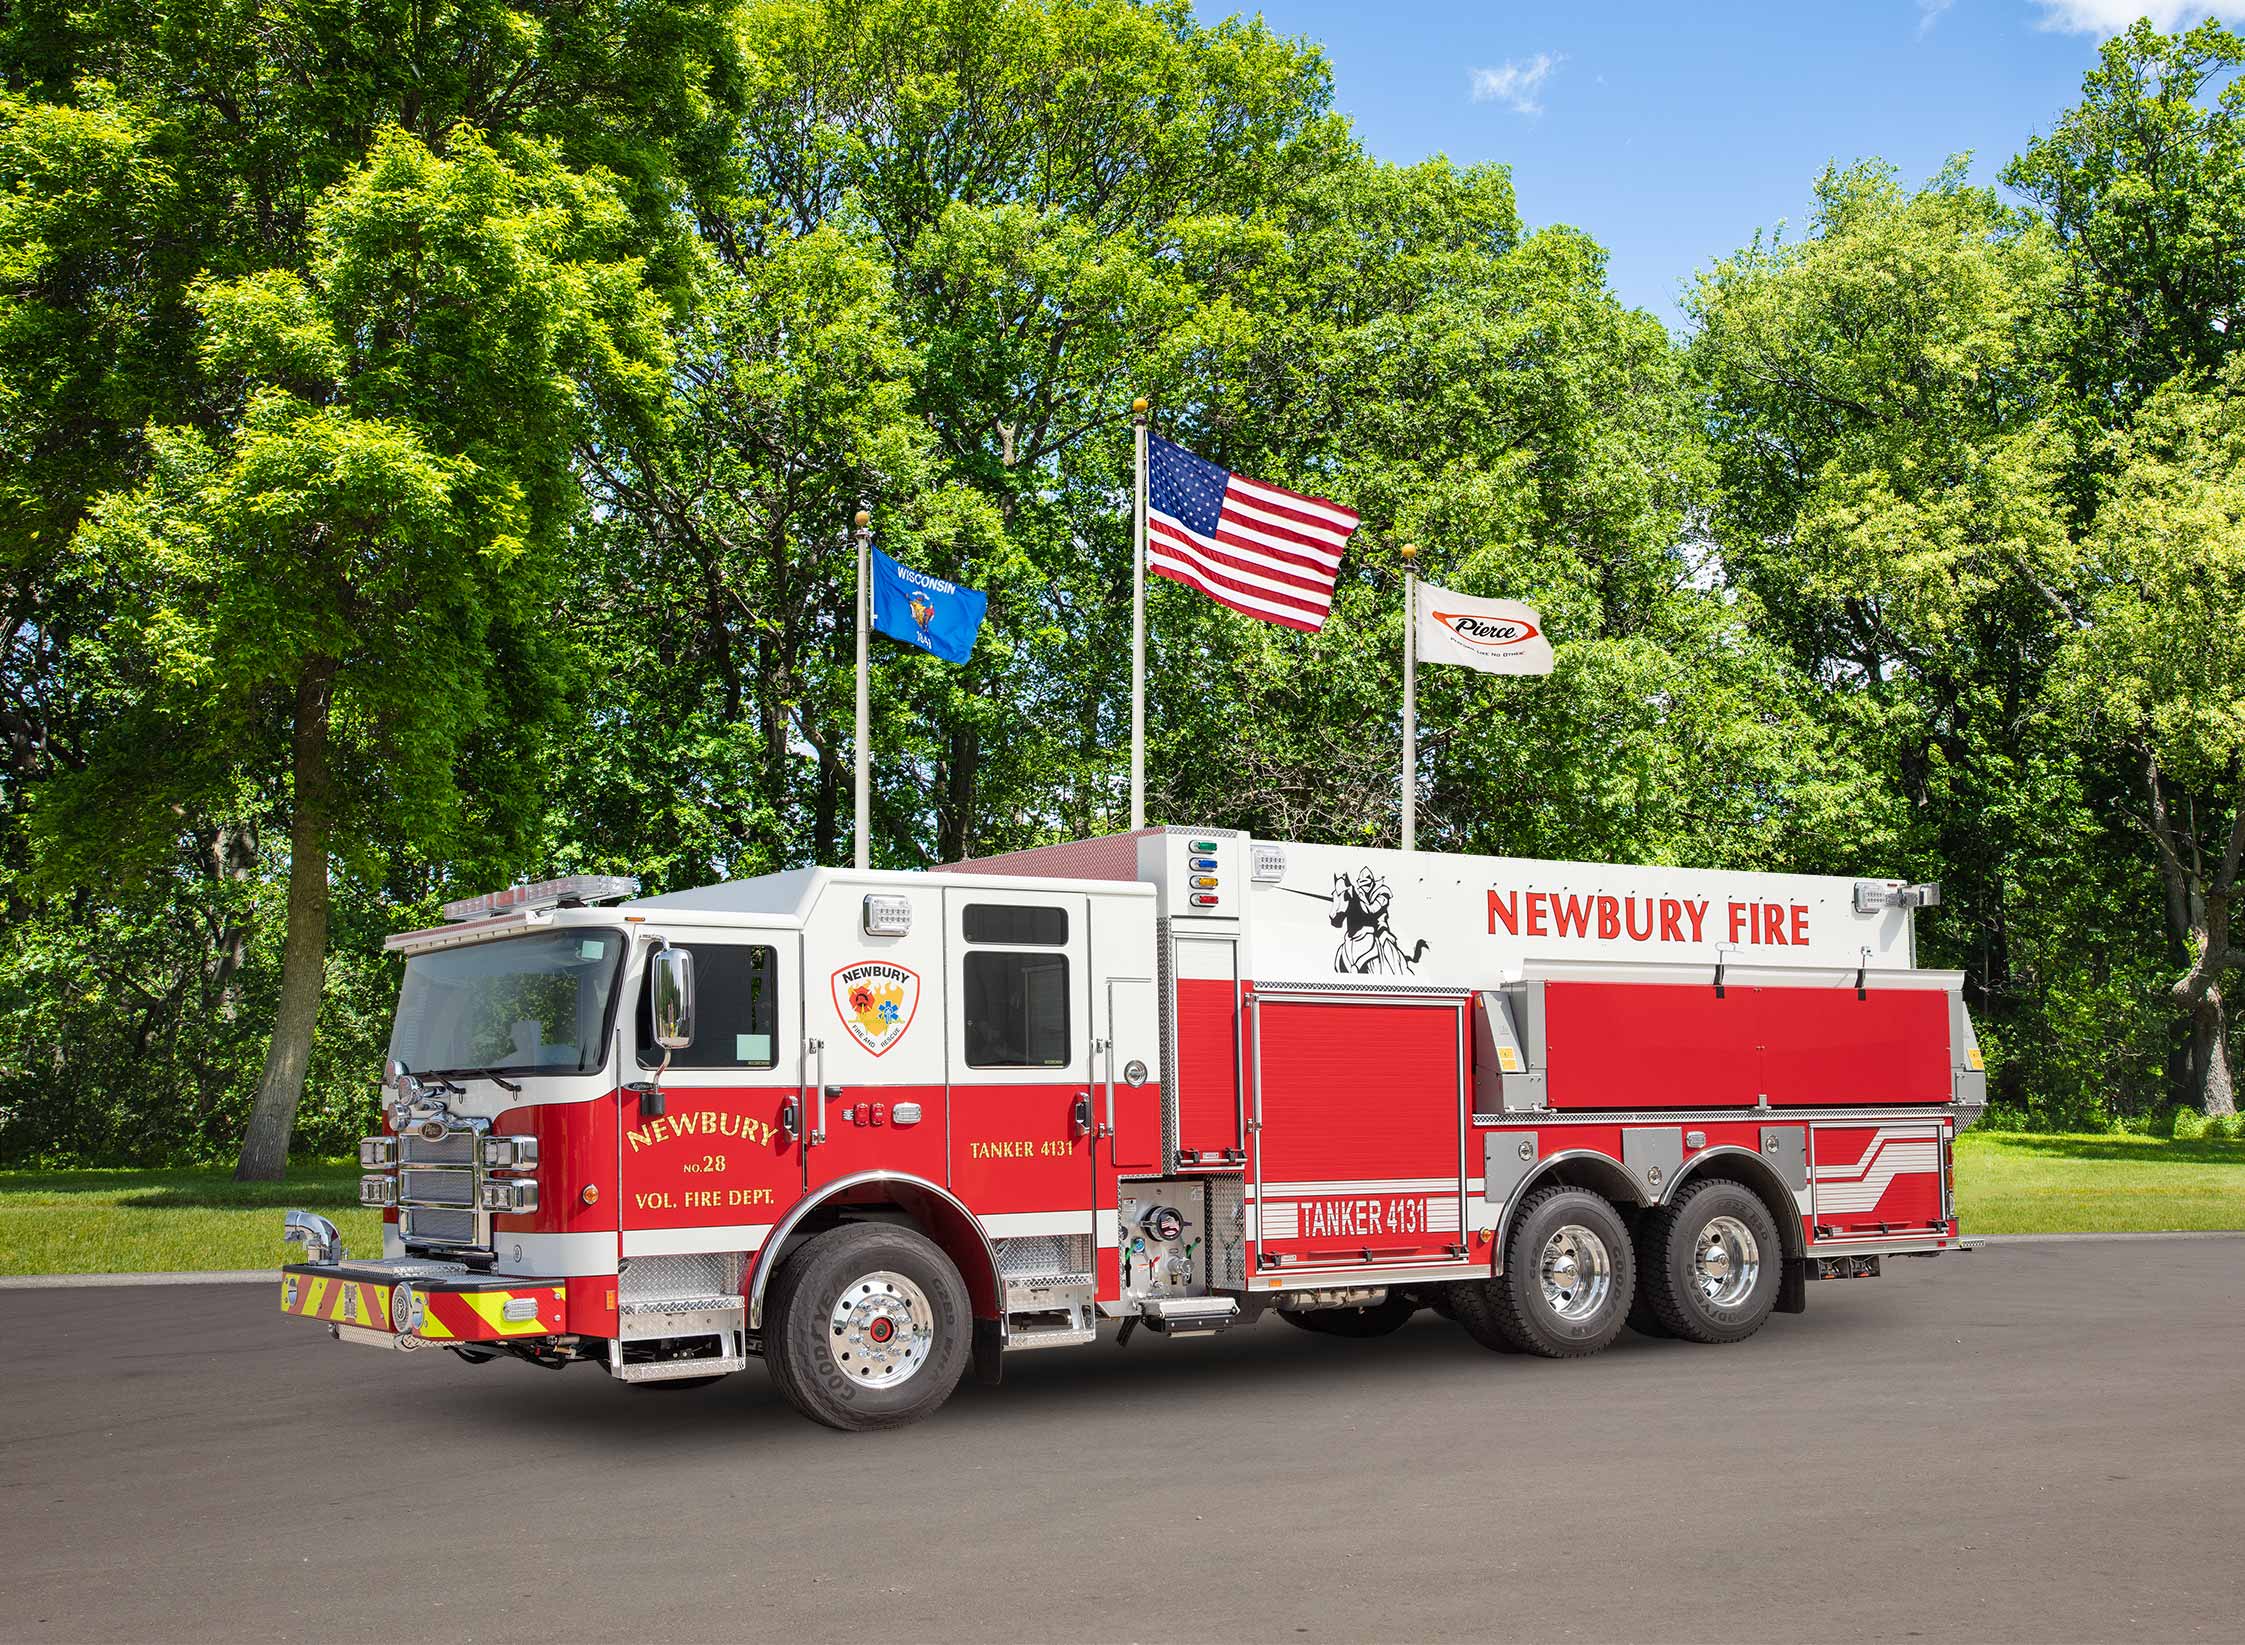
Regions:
[[2, 2, 2242, 1166]]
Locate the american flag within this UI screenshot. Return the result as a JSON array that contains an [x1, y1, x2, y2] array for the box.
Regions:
[[1146, 434, 1359, 632]]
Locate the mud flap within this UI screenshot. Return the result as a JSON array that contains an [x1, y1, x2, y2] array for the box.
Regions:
[[1777, 1257, 1809, 1315], [973, 1316, 1004, 1387]]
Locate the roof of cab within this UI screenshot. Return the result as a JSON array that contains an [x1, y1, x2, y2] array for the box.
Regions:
[[624, 865, 1152, 926]]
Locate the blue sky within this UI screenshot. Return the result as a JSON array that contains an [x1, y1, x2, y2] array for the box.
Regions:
[[1195, 2, 2243, 327]]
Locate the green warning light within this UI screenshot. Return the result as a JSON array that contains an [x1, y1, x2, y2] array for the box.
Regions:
[[1189, 839, 1218, 853]]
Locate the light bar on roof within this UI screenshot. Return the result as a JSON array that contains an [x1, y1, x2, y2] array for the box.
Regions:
[[441, 875, 639, 922]]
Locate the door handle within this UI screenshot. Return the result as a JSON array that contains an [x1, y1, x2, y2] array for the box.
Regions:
[[1095, 1037, 1115, 1138], [1071, 1094, 1093, 1139], [806, 1038, 826, 1145], [780, 1097, 801, 1142]]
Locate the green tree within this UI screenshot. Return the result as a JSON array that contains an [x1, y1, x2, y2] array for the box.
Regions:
[[2055, 359, 2245, 1115], [2005, 18, 2245, 425], [44, 130, 668, 1177]]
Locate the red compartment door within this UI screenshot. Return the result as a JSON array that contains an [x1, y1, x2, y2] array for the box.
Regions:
[[1543, 982, 1952, 1109], [1251, 995, 1468, 1272], [1810, 1123, 1948, 1239]]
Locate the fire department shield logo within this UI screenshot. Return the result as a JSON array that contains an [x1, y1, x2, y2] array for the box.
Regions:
[[831, 961, 920, 1057]]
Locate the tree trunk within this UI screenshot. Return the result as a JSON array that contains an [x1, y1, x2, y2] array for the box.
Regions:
[[235, 659, 337, 1182], [2196, 986, 2237, 1118]]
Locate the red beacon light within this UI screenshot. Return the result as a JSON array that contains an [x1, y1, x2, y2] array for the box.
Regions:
[[441, 875, 639, 922]]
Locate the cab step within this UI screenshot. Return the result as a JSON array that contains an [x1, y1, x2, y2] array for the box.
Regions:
[[1138, 1296, 1240, 1337]]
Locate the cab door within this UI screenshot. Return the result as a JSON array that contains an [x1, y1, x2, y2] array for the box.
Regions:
[[617, 929, 803, 1260], [944, 888, 1096, 1229]]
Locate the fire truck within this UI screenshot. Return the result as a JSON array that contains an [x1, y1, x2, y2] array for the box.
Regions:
[[278, 830, 1984, 1430]]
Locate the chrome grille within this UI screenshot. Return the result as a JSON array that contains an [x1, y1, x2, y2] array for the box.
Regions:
[[400, 1130, 477, 1167], [401, 1207, 476, 1245], [400, 1167, 475, 1206]]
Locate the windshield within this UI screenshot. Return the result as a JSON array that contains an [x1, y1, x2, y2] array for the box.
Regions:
[[388, 929, 626, 1078]]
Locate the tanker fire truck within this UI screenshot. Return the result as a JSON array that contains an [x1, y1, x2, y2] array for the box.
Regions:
[[278, 829, 1984, 1430]]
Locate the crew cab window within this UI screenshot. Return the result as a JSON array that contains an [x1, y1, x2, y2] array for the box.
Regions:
[[636, 943, 778, 1069], [963, 951, 1071, 1068]]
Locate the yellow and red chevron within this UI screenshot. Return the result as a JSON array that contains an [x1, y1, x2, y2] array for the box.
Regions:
[[279, 1274, 566, 1341]]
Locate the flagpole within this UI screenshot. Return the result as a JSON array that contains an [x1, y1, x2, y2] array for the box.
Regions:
[[1130, 397, 1149, 832], [853, 508, 871, 871], [1401, 542, 1418, 852]]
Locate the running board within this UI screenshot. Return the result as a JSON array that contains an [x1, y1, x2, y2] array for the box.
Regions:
[[1138, 1296, 1240, 1337]]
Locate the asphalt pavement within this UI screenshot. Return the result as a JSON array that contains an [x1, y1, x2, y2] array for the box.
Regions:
[[3, 1238, 2242, 1643]]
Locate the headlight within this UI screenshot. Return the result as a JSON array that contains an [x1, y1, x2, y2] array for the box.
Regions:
[[358, 1136, 397, 1169], [481, 1135, 539, 1171], [479, 1179, 539, 1213], [359, 1175, 398, 1207]]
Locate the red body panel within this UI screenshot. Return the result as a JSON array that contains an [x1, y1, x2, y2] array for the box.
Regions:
[[494, 1098, 619, 1243], [1173, 977, 1243, 1162], [1809, 1122, 1948, 1238], [805, 1083, 948, 1192], [619, 1085, 801, 1234], [1544, 982, 1951, 1109], [1254, 998, 1466, 1268], [948, 1083, 1092, 1214]]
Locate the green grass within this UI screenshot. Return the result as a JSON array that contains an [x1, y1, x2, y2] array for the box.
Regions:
[[0, 1132, 2238, 1274], [1955, 1130, 2245, 1234], [0, 1162, 383, 1276]]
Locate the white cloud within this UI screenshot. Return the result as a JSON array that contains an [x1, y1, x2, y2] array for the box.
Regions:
[[2034, 2, 2245, 32], [1469, 52, 1563, 115], [1917, 0, 1955, 36]]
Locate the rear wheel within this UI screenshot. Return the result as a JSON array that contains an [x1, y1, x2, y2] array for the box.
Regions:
[[1641, 1180, 1782, 1344], [1279, 1295, 1416, 1337], [1455, 1186, 1634, 1359], [1625, 1207, 1678, 1338], [764, 1223, 971, 1431]]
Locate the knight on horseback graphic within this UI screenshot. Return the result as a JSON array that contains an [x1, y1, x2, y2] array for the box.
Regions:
[[1329, 868, 1430, 974]]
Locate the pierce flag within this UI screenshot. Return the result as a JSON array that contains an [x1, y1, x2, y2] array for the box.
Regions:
[[1415, 583, 1554, 675], [869, 546, 987, 665]]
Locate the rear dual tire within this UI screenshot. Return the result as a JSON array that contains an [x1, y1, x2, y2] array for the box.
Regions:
[[1454, 1186, 1635, 1358], [1632, 1180, 1783, 1344]]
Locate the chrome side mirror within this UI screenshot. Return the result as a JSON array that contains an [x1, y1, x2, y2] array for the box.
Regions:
[[650, 944, 695, 1052]]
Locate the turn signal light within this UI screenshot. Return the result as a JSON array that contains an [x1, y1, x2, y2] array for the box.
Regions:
[[479, 1180, 540, 1213], [580, 1184, 600, 1206], [480, 1135, 539, 1171], [358, 1136, 396, 1169]]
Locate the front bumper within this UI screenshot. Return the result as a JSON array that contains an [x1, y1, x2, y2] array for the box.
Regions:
[[280, 1258, 566, 1347]]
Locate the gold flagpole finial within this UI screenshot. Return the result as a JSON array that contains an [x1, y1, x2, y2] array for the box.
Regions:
[[854, 510, 870, 530], [1131, 397, 1149, 419], [1399, 542, 1418, 562]]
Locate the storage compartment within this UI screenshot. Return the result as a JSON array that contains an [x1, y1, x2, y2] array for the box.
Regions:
[[1809, 1122, 1949, 1240], [1251, 994, 1468, 1272], [1542, 981, 1952, 1110]]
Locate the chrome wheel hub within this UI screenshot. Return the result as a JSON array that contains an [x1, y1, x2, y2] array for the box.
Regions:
[[1537, 1224, 1613, 1321], [830, 1270, 935, 1387], [1693, 1215, 1760, 1308]]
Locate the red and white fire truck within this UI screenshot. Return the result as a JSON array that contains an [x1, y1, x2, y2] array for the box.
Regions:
[[279, 830, 1984, 1429]]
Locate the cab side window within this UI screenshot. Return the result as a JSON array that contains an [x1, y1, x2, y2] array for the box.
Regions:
[[636, 943, 778, 1069], [961, 904, 1070, 1068]]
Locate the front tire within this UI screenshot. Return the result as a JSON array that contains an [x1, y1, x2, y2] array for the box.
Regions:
[[1456, 1186, 1634, 1358], [764, 1223, 971, 1431], [1641, 1179, 1782, 1344]]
